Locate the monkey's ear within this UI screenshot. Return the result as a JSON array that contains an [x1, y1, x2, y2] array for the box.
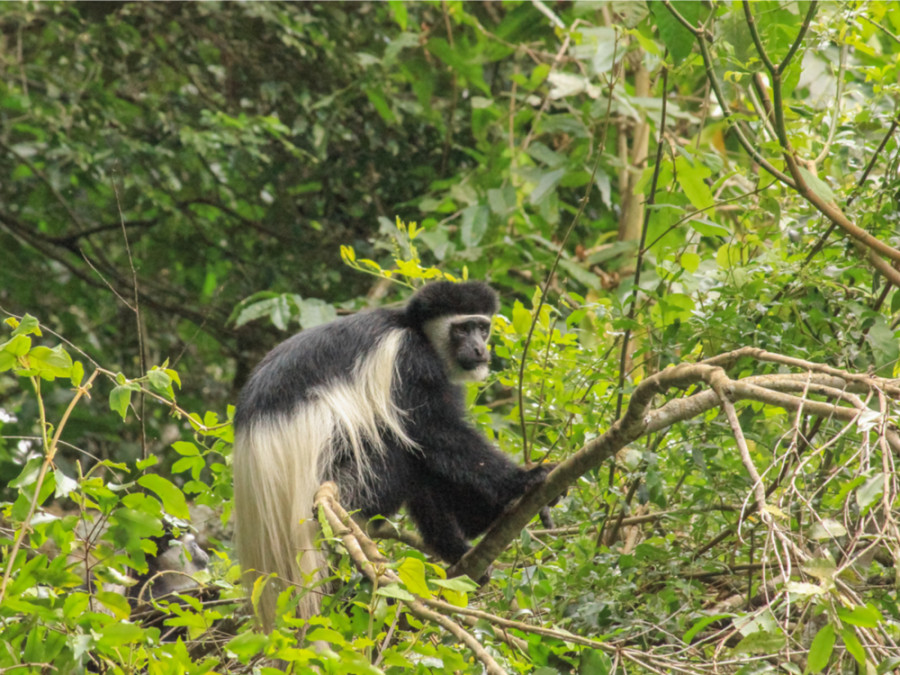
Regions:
[[405, 281, 499, 325]]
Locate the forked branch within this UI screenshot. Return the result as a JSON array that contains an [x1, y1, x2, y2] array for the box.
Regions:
[[453, 347, 900, 580]]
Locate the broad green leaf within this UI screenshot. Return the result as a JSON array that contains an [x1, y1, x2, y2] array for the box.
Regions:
[[650, 1, 704, 64], [97, 622, 145, 647], [808, 623, 834, 673], [172, 441, 200, 456], [11, 314, 41, 337], [109, 385, 133, 419], [716, 243, 744, 269], [0, 350, 15, 372], [530, 167, 565, 204], [512, 301, 531, 335], [2, 334, 31, 357], [431, 576, 478, 593], [138, 473, 190, 520], [147, 368, 172, 394], [865, 317, 899, 376], [840, 627, 866, 666], [838, 604, 882, 629], [799, 167, 835, 203], [683, 614, 733, 644], [675, 156, 714, 210], [29, 345, 73, 380], [810, 519, 847, 540], [733, 628, 786, 654], [398, 557, 432, 599], [226, 630, 269, 663], [305, 627, 348, 647], [364, 87, 396, 124], [63, 592, 90, 620], [856, 473, 885, 511], [578, 648, 612, 675], [680, 251, 701, 273], [96, 590, 131, 619], [376, 583, 416, 602], [70, 360, 85, 387]]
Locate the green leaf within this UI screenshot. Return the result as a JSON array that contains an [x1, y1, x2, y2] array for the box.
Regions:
[[109, 385, 133, 419], [387, 0, 407, 30], [97, 622, 145, 648], [856, 473, 885, 511], [28, 344, 73, 380], [579, 648, 612, 675], [649, 1, 704, 64], [398, 557, 432, 599], [305, 627, 348, 647], [683, 614, 733, 644], [675, 156, 714, 210], [2, 334, 31, 357], [680, 251, 701, 273], [431, 576, 478, 593], [838, 604, 882, 629], [810, 518, 847, 540], [11, 314, 42, 337], [173, 441, 200, 456], [364, 87, 397, 124], [840, 627, 866, 666], [530, 167, 565, 205], [147, 368, 172, 394], [138, 473, 190, 520], [376, 583, 416, 602], [733, 629, 786, 654], [96, 590, 131, 619], [716, 243, 743, 269], [877, 657, 900, 674], [808, 623, 834, 672], [70, 360, 85, 387], [512, 301, 531, 335], [63, 592, 90, 620], [865, 317, 899, 376], [799, 167, 835, 203], [460, 205, 489, 248]]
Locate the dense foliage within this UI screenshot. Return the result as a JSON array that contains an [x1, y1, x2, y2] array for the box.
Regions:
[[2, 1, 900, 673]]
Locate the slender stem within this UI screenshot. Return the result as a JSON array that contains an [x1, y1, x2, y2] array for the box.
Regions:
[[778, 1, 818, 75], [661, 0, 795, 187], [0, 370, 99, 605], [615, 65, 669, 418], [516, 29, 619, 463]]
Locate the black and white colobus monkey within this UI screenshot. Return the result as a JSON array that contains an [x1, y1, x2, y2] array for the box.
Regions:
[[233, 281, 551, 626]]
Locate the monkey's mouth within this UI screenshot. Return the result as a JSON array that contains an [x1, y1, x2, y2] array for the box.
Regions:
[[459, 357, 489, 371]]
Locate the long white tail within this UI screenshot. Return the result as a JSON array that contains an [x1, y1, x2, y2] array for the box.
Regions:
[[233, 410, 330, 628], [233, 329, 414, 629]]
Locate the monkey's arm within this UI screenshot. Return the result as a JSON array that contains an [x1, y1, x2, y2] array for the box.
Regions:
[[410, 408, 545, 505]]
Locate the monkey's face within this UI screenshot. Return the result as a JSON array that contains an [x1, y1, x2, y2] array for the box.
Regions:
[[424, 314, 493, 383]]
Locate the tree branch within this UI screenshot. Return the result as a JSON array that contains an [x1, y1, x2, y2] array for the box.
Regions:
[[452, 350, 900, 580]]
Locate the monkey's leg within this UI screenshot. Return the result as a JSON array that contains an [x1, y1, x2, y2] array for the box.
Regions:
[[406, 488, 471, 564]]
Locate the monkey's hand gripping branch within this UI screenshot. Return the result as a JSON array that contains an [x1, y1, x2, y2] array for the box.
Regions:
[[451, 346, 900, 582]]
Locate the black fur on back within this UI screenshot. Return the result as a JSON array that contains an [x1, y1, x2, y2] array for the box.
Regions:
[[234, 309, 404, 426]]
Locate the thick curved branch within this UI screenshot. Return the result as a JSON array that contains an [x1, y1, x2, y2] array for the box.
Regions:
[[453, 350, 900, 580]]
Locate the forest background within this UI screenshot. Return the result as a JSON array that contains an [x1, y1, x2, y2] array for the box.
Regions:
[[2, 2, 900, 674]]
